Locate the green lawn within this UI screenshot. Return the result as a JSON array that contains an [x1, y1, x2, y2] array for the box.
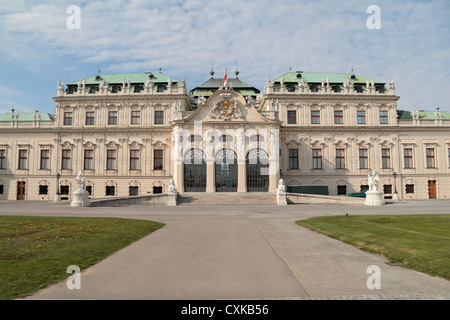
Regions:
[[296, 214, 450, 280], [0, 215, 164, 300]]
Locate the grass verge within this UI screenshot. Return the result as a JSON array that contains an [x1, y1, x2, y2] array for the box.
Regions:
[[0, 215, 164, 300], [296, 214, 450, 280]]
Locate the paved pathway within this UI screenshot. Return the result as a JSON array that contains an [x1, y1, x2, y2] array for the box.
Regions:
[[1, 199, 449, 300]]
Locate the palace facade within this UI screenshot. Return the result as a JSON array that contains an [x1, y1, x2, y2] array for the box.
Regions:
[[0, 69, 449, 201]]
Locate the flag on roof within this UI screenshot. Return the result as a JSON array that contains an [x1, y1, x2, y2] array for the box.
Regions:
[[222, 68, 227, 85]]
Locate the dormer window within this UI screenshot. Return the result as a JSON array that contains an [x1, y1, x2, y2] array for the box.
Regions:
[[375, 85, 385, 93], [286, 84, 295, 92], [89, 86, 97, 94], [332, 85, 340, 93], [355, 85, 363, 93], [111, 85, 120, 93], [67, 87, 76, 94], [310, 85, 318, 92], [134, 85, 143, 93], [157, 85, 166, 92]]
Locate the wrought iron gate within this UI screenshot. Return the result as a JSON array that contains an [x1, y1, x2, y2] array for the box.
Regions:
[[184, 149, 206, 192], [215, 149, 238, 192], [246, 149, 269, 192]]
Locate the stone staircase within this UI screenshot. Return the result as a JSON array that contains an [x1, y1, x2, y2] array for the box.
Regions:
[[178, 192, 277, 206]]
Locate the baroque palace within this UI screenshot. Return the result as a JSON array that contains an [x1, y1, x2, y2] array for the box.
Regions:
[[0, 69, 449, 201]]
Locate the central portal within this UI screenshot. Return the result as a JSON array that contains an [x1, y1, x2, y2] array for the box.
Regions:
[[215, 148, 238, 192]]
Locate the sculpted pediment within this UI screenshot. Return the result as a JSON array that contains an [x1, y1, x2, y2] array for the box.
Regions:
[[179, 90, 278, 125]]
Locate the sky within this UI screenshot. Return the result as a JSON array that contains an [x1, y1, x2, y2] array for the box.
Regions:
[[0, 0, 449, 115]]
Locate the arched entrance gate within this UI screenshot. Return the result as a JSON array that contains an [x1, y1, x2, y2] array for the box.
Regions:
[[215, 148, 238, 192], [246, 149, 269, 192], [183, 149, 206, 192]]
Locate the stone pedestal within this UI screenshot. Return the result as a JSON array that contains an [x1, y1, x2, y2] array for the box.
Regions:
[[364, 191, 385, 206], [71, 191, 90, 207], [167, 192, 178, 206], [54, 194, 61, 202], [277, 192, 287, 205], [392, 192, 400, 201]]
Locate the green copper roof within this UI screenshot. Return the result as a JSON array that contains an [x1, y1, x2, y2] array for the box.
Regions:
[[399, 110, 450, 120], [274, 72, 385, 84], [0, 112, 53, 122], [190, 77, 260, 94], [67, 72, 176, 85]]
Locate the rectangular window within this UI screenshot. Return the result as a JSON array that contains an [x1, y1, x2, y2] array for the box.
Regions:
[[0, 150, 6, 169], [129, 186, 139, 196], [357, 110, 366, 124], [64, 112, 73, 126], [336, 149, 345, 169], [337, 185, 347, 195], [359, 149, 368, 169], [40, 150, 50, 169], [289, 149, 298, 169], [190, 135, 202, 143], [85, 112, 95, 125], [404, 148, 413, 168], [334, 110, 343, 124], [379, 110, 388, 124], [60, 185, 69, 195], [287, 110, 297, 124], [131, 111, 140, 125], [86, 185, 92, 195], [382, 148, 391, 169], [108, 111, 118, 125], [107, 150, 117, 170], [18, 150, 28, 169], [61, 150, 71, 170], [106, 186, 115, 196], [130, 150, 140, 170], [153, 186, 163, 194], [383, 185, 392, 194], [155, 111, 164, 124], [0, 185, 3, 194], [154, 149, 163, 170], [426, 148, 435, 168], [405, 184, 414, 194], [84, 150, 94, 170], [311, 110, 320, 124], [312, 149, 322, 169], [39, 185, 48, 195]]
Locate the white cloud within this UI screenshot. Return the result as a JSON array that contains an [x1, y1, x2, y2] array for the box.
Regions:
[[0, 0, 449, 111]]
